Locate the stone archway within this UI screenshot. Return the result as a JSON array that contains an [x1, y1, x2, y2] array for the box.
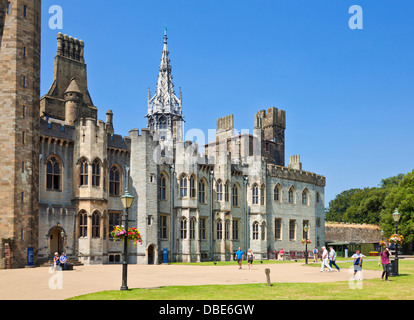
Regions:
[[147, 244, 155, 265], [48, 227, 65, 256]]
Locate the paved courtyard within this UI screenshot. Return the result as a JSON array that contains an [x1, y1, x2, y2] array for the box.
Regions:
[[0, 262, 381, 300]]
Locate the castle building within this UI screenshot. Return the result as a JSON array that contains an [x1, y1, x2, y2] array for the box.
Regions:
[[0, 1, 326, 268]]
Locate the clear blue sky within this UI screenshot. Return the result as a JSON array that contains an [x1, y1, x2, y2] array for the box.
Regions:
[[40, 0, 414, 205]]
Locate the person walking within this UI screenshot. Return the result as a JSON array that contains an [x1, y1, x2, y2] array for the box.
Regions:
[[320, 246, 332, 272], [378, 246, 392, 282], [313, 247, 319, 263], [247, 249, 254, 269], [329, 246, 340, 272], [351, 249, 366, 280], [236, 247, 244, 269]]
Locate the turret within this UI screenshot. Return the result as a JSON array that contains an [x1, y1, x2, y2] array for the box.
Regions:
[[64, 78, 82, 126]]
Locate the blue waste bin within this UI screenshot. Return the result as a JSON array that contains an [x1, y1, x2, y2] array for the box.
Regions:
[[163, 248, 168, 264], [27, 247, 34, 267]]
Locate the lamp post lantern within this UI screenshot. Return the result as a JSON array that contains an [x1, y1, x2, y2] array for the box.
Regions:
[[304, 224, 310, 264], [392, 209, 401, 276], [120, 188, 135, 291]]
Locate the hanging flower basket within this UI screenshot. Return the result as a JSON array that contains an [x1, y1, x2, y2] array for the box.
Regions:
[[301, 239, 312, 244], [379, 240, 387, 247], [388, 234, 404, 244], [110, 226, 143, 245]]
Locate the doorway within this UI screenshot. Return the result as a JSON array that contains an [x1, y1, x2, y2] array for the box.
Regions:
[[148, 245, 155, 265], [49, 227, 64, 256]]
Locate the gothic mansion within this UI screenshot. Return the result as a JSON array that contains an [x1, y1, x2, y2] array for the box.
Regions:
[[0, 0, 325, 267]]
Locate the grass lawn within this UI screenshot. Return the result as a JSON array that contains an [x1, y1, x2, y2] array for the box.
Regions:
[[68, 259, 414, 300]]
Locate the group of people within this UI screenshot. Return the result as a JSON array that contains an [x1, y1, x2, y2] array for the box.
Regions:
[[52, 251, 68, 271], [235, 244, 393, 282]]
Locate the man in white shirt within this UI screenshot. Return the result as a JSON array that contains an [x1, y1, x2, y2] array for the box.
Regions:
[[320, 246, 333, 272], [329, 246, 340, 272]]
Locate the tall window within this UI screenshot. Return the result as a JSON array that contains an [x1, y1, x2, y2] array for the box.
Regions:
[[232, 219, 239, 240], [190, 175, 196, 198], [80, 160, 88, 186], [260, 184, 265, 205], [199, 217, 207, 240], [180, 175, 188, 198], [7, 2, 11, 14], [79, 211, 88, 238], [302, 189, 308, 205], [109, 212, 121, 239], [316, 192, 320, 203], [275, 218, 282, 240], [92, 212, 100, 238], [23, 5, 27, 18], [180, 217, 187, 239], [160, 215, 168, 239], [216, 219, 223, 240], [46, 157, 61, 191], [92, 159, 100, 187], [252, 222, 259, 240], [252, 184, 259, 205], [274, 184, 281, 202], [289, 219, 296, 240], [198, 180, 206, 204], [109, 166, 120, 196], [190, 217, 196, 240], [216, 180, 223, 201], [232, 184, 239, 207], [159, 174, 167, 200], [288, 187, 295, 204], [159, 117, 167, 130]]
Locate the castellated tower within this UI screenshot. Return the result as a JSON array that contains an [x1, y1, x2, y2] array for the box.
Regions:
[[0, 0, 41, 268]]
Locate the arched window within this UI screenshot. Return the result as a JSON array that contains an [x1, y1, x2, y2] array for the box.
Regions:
[[274, 184, 281, 202], [92, 159, 101, 187], [159, 116, 167, 130], [109, 166, 121, 196], [159, 173, 167, 200], [232, 184, 239, 207], [180, 217, 187, 239], [302, 189, 309, 205], [260, 184, 265, 205], [288, 186, 295, 204], [198, 179, 206, 204], [190, 217, 196, 240], [216, 219, 223, 240], [80, 159, 88, 186], [252, 184, 259, 205], [180, 175, 188, 198], [261, 222, 266, 241], [92, 211, 100, 238], [252, 221, 259, 240], [216, 180, 223, 201], [46, 156, 61, 191], [190, 175, 196, 198], [79, 211, 88, 238]]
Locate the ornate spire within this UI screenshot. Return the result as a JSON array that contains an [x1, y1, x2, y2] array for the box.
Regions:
[[146, 29, 184, 138]]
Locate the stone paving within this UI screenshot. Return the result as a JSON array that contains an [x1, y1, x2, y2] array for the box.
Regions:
[[0, 261, 383, 300]]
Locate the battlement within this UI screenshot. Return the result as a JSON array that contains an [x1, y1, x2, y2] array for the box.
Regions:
[[108, 133, 131, 151], [267, 164, 326, 187], [57, 33, 85, 63], [256, 107, 286, 130], [40, 118, 75, 141]]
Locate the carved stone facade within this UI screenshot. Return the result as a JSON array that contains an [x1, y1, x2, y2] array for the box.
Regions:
[[0, 2, 326, 268]]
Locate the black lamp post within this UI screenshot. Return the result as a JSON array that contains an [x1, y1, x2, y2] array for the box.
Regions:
[[392, 209, 401, 276], [304, 224, 309, 264], [120, 188, 135, 291]]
